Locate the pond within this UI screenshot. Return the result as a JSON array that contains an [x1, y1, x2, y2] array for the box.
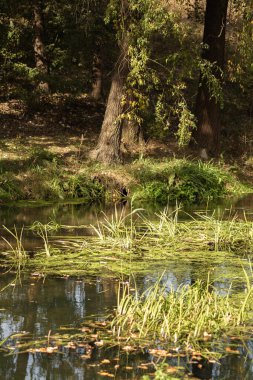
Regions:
[[1, 196, 253, 379]]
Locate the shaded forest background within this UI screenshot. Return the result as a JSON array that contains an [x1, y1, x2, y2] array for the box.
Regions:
[[0, 0, 252, 164]]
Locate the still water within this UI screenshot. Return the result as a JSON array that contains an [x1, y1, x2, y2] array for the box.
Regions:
[[1, 197, 253, 379]]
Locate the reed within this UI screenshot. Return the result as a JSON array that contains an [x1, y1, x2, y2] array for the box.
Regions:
[[112, 271, 253, 350], [91, 207, 142, 249], [1, 226, 27, 283]]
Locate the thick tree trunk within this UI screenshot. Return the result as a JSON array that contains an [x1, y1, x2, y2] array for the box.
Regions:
[[121, 93, 144, 148], [122, 118, 144, 148], [90, 53, 103, 100], [195, 0, 228, 157], [90, 36, 128, 164], [33, 0, 49, 92]]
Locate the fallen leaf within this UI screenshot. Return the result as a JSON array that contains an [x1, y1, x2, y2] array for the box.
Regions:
[[95, 340, 104, 347], [149, 349, 169, 357], [97, 371, 114, 378], [101, 359, 110, 364], [225, 347, 240, 354], [122, 345, 135, 352], [80, 354, 91, 359], [138, 365, 148, 370]]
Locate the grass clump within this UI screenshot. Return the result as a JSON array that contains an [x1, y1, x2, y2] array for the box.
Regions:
[[112, 273, 253, 351], [63, 175, 105, 201], [92, 207, 141, 249], [131, 159, 249, 204], [0, 153, 250, 204], [0, 172, 22, 201], [1, 226, 27, 282], [21, 165, 105, 202], [29, 147, 57, 165]]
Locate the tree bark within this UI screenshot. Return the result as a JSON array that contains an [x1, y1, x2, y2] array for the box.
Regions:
[[121, 93, 144, 148], [89, 36, 129, 164], [194, 0, 228, 156], [33, 0, 49, 92], [122, 118, 144, 147]]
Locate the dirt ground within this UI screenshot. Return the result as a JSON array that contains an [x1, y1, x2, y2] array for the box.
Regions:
[[0, 95, 177, 166], [1, 94, 253, 190]]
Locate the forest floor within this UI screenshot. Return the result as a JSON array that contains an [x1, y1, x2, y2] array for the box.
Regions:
[[0, 95, 253, 203], [0, 94, 178, 163]]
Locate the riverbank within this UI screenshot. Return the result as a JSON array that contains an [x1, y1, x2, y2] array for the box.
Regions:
[[0, 144, 251, 204], [1, 95, 253, 204]]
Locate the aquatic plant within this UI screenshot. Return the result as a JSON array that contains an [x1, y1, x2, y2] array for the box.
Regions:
[[2, 207, 253, 277], [142, 364, 182, 380], [2, 226, 27, 261], [141, 206, 182, 240], [91, 207, 142, 249], [1, 226, 27, 283], [112, 272, 253, 350], [30, 220, 61, 233]]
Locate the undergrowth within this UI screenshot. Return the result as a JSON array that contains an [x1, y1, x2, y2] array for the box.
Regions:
[[0, 153, 250, 203], [130, 158, 249, 204]]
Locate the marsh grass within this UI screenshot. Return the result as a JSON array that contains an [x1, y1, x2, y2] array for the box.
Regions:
[[30, 220, 61, 233], [91, 207, 142, 249], [2, 226, 27, 265], [1, 226, 27, 284], [112, 271, 253, 351], [90, 206, 253, 254], [141, 206, 184, 241], [3, 208, 253, 277]]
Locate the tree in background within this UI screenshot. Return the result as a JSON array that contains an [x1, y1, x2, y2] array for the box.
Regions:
[[33, 0, 49, 92], [90, 0, 129, 163], [90, 0, 197, 163], [194, 0, 229, 157]]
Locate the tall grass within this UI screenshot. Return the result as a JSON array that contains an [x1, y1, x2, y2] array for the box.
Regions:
[[112, 271, 253, 350], [91, 207, 142, 249], [141, 205, 182, 240], [89, 206, 253, 253], [1, 226, 27, 283], [2, 226, 27, 261]]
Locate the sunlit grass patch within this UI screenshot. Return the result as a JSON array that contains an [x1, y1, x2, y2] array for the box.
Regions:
[[112, 271, 253, 352], [129, 158, 250, 204], [91, 207, 143, 250]]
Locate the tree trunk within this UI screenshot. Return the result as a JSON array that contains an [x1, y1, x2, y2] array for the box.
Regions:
[[90, 53, 103, 100], [194, 0, 201, 20], [122, 118, 144, 148], [121, 93, 144, 148], [89, 36, 129, 164], [194, 0, 228, 157], [33, 0, 49, 92]]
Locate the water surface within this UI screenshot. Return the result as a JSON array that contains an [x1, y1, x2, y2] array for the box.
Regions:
[[1, 196, 253, 379]]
